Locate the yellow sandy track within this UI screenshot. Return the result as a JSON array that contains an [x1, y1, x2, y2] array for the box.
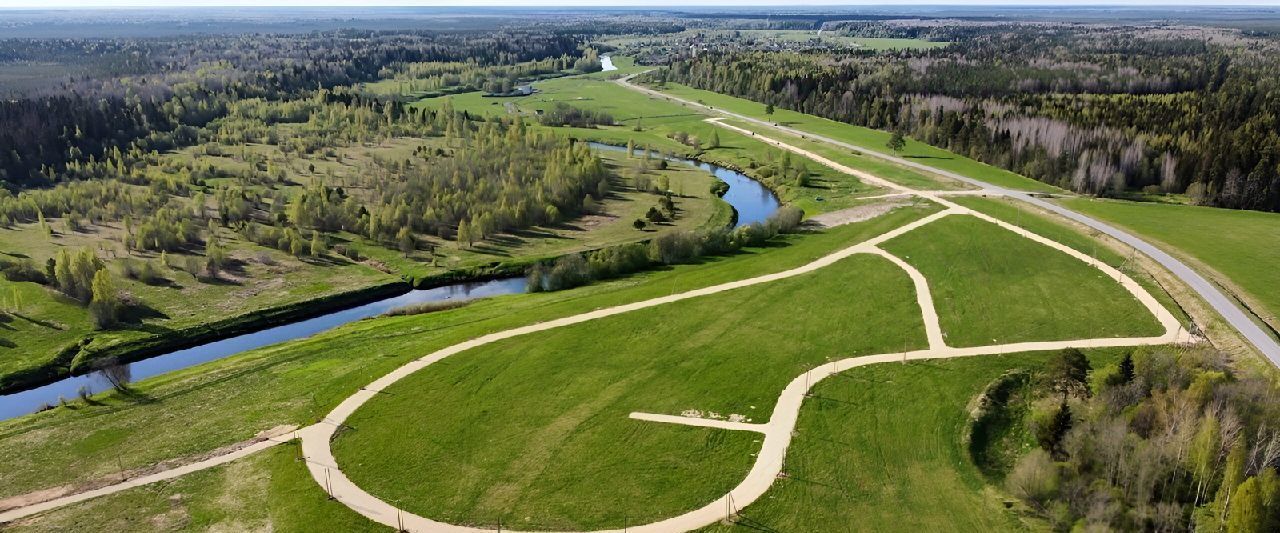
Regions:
[[1, 88, 1193, 532], [284, 124, 1186, 531]]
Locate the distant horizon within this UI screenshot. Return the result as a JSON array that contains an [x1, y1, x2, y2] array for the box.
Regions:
[[4, 1, 1280, 9]]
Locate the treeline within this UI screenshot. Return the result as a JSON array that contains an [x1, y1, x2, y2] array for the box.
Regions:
[[990, 347, 1280, 531], [3, 103, 609, 278], [659, 24, 1280, 212], [539, 103, 616, 128], [370, 54, 586, 98], [0, 30, 586, 191], [284, 115, 608, 248], [527, 205, 803, 292]]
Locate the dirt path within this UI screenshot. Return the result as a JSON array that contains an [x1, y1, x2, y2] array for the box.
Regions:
[[0, 426, 298, 524], [0, 79, 1195, 531], [293, 179, 1186, 532], [622, 73, 1276, 366]]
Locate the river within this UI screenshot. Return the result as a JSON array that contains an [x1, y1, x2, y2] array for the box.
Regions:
[[0, 128, 780, 422], [586, 142, 781, 227], [0, 278, 526, 420]]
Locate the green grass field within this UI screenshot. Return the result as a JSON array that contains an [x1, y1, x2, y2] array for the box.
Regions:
[[1060, 198, 1280, 332], [413, 73, 887, 214], [721, 117, 974, 192], [881, 214, 1164, 347], [11, 348, 1137, 533], [650, 82, 1062, 194], [0, 224, 393, 383], [0, 147, 725, 386], [0, 202, 941, 502], [948, 196, 1189, 328], [701, 348, 1129, 533], [4, 444, 376, 533], [332, 251, 927, 530]]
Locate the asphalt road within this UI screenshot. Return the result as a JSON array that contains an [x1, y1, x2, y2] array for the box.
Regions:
[[620, 75, 1280, 367]]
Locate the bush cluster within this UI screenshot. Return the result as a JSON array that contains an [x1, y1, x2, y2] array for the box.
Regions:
[[528, 205, 804, 292]]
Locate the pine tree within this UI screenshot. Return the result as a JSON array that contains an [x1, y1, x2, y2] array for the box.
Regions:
[[1118, 352, 1136, 384], [1045, 402, 1073, 460]]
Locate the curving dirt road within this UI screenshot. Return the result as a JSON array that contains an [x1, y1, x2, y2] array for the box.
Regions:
[[0, 78, 1198, 531], [620, 74, 1278, 366], [294, 158, 1186, 532]]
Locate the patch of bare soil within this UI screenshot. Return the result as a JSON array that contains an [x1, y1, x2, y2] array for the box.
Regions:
[[575, 213, 619, 230], [363, 258, 394, 274], [805, 197, 912, 228]]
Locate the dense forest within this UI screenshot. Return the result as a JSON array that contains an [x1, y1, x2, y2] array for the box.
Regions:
[[657, 24, 1280, 211], [975, 347, 1280, 531], [0, 102, 607, 259], [0, 31, 614, 340], [0, 30, 585, 191]]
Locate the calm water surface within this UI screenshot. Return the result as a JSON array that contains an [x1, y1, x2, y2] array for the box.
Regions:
[[0, 278, 527, 420], [0, 137, 781, 421], [587, 142, 781, 227]]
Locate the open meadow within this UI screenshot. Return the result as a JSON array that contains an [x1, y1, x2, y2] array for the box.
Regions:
[[1059, 198, 1280, 335], [412, 72, 889, 215], [4, 8, 1280, 531]]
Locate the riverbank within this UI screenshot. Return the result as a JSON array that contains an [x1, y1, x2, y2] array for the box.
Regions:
[[0, 149, 766, 409], [0, 280, 409, 397], [0, 205, 934, 508]]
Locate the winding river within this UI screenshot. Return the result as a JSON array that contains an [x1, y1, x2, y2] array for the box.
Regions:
[[0, 130, 779, 422], [587, 142, 781, 226]]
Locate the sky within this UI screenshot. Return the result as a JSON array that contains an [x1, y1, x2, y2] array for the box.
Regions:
[[3, 0, 1279, 7]]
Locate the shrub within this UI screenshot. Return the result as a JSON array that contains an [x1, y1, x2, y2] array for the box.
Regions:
[[547, 254, 590, 291], [648, 230, 702, 264], [587, 242, 649, 279], [768, 205, 805, 233], [383, 298, 473, 317], [528, 205, 804, 292], [120, 258, 165, 285], [539, 103, 615, 128], [1006, 449, 1059, 504]]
